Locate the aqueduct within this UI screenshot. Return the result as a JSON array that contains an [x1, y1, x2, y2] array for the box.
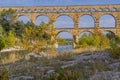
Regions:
[[1, 4, 120, 43]]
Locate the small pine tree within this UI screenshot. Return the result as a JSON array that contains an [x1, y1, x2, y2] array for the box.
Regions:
[[7, 30, 17, 47]]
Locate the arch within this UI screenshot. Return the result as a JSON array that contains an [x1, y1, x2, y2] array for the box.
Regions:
[[34, 9, 38, 13], [112, 7, 117, 12], [16, 9, 18, 13], [35, 15, 49, 26], [84, 8, 89, 12], [78, 14, 95, 28], [46, 9, 50, 13], [105, 8, 110, 12], [56, 31, 73, 40], [28, 9, 32, 13], [78, 8, 82, 12], [71, 8, 76, 12], [56, 31, 74, 51], [102, 30, 115, 39], [58, 9, 63, 13], [40, 9, 44, 13], [18, 15, 30, 24], [98, 8, 103, 12], [54, 15, 74, 28], [65, 8, 69, 12], [91, 8, 96, 12], [53, 9, 57, 13], [21, 9, 25, 13], [99, 14, 116, 28], [79, 31, 93, 38]]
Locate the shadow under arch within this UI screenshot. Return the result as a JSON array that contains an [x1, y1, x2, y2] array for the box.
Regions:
[[102, 30, 116, 39], [78, 14, 95, 28], [54, 14, 74, 28], [99, 14, 116, 28], [35, 15, 50, 26]]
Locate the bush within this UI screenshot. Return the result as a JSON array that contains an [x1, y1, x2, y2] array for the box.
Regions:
[[0, 36, 7, 51], [110, 40, 120, 59], [78, 33, 110, 49], [110, 47, 120, 59], [0, 66, 8, 80]]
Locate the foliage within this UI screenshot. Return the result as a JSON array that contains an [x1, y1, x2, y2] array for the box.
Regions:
[[7, 30, 17, 47], [109, 36, 120, 59], [0, 65, 8, 80], [0, 36, 7, 51], [78, 27, 110, 49], [0, 26, 7, 50], [0, 8, 17, 32], [106, 32, 115, 40], [57, 37, 66, 45], [21, 21, 53, 53]]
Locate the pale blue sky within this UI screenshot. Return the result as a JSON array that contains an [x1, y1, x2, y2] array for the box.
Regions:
[[0, 0, 120, 6], [1, 0, 118, 39]]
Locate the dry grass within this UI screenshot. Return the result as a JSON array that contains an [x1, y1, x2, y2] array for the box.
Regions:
[[1, 53, 22, 64]]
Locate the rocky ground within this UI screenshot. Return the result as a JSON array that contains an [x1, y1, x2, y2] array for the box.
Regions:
[[0, 51, 120, 80]]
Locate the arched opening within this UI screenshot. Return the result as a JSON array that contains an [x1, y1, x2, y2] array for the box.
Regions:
[[99, 14, 115, 28], [40, 9, 44, 13], [105, 8, 110, 12], [65, 8, 69, 12], [71, 8, 76, 12], [21, 9, 25, 13], [103, 30, 115, 40], [79, 14, 94, 28], [78, 31, 93, 47], [78, 8, 82, 12], [35, 15, 49, 26], [91, 8, 96, 12], [56, 31, 74, 51], [46, 9, 50, 13], [84, 8, 89, 12], [58, 9, 63, 13], [34, 9, 38, 13], [54, 15, 74, 28], [112, 8, 117, 12], [79, 31, 91, 38], [53, 9, 57, 13], [18, 15, 30, 24], [98, 8, 103, 12], [28, 9, 32, 13]]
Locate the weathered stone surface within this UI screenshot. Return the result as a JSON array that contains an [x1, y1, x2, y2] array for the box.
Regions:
[[89, 71, 120, 80], [74, 52, 113, 63]]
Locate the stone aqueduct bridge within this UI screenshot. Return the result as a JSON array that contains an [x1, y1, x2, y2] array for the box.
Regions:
[[1, 4, 120, 43]]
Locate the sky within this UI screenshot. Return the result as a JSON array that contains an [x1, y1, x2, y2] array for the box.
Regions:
[[0, 0, 119, 39], [0, 0, 120, 6]]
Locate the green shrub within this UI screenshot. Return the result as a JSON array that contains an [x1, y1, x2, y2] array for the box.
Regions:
[[110, 47, 120, 59], [110, 43, 120, 59], [110, 39, 120, 59], [0, 65, 8, 80]]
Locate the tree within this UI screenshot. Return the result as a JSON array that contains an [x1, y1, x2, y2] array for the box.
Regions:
[[0, 8, 17, 24], [78, 34, 89, 48], [0, 26, 7, 50], [21, 20, 55, 53], [0, 8, 17, 32], [7, 30, 17, 47], [0, 36, 6, 51], [21, 26, 48, 53]]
